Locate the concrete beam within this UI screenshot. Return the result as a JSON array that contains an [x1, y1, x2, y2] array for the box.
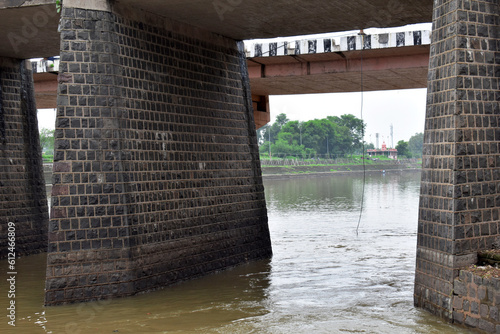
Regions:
[[33, 72, 57, 109], [248, 46, 430, 95], [63, 0, 111, 11], [0, 0, 55, 10], [118, 0, 433, 40], [0, 3, 60, 59], [0, 0, 433, 59], [252, 95, 270, 129]]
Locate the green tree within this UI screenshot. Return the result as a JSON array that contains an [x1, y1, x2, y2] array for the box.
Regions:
[[281, 121, 302, 146], [408, 132, 424, 158], [258, 113, 365, 159], [396, 140, 411, 158], [275, 113, 289, 128], [301, 119, 329, 155], [365, 142, 375, 151], [39, 128, 55, 153], [260, 113, 290, 146], [328, 114, 365, 153], [269, 113, 289, 144]]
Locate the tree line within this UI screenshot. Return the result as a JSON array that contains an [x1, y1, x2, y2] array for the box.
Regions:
[[257, 113, 424, 159], [38, 113, 424, 161]]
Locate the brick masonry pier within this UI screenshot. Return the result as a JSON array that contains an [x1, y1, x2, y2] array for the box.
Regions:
[[414, 0, 500, 327], [45, 1, 272, 305], [0, 58, 48, 258]]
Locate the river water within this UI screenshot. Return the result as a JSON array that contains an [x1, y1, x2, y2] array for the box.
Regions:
[[1, 171, 472, 333]]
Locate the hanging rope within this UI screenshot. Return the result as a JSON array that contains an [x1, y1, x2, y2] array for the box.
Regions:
[[356, 30, 366, 236]]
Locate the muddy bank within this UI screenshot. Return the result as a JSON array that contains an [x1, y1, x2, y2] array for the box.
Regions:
[[261, 162, 421, 180]]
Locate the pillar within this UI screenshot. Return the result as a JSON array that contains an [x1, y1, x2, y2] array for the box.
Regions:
[[252, 95, 270, 129], [0, 58, 49, 258], [415, 0, 499, 320], [45, 0, 272, 305]]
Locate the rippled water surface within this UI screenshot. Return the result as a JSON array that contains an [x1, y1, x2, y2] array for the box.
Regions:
[[1, 172, 472, 333]]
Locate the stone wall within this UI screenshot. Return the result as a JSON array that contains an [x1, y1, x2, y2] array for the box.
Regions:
[[0, 58, 48, 258], [453, 270, 500, 332], [45, 2, 272, 305], [415, 0, 499, 322]]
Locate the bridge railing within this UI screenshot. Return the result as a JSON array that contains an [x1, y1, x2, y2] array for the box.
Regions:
[[31, 57, 60, 74]]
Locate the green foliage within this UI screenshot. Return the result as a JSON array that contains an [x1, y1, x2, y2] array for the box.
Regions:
[[42, 153, 54, 162], [39, 128, 55, 153], [259, 113, 365, 159], [408, 132, 424, 158], [56, 0, 62, 13], [396, 140, 411, 158]]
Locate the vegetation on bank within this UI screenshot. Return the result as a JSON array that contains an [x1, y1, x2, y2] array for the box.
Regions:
[[40, 128, 55, 162], [260, 154, 400, 167], [257, 113, 424, 160], [38, 111, 424, 165]]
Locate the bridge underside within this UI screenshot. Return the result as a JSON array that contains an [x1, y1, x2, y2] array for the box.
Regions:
[[248, 45, 430, 96], [0, 0, 433, 59]]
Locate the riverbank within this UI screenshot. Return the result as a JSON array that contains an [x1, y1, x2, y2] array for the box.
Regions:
[[261, 162, 421, 180]]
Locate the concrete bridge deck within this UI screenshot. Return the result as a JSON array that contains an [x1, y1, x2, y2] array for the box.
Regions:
[[0, 0, 433, 59], [247, 30, 431, 96]]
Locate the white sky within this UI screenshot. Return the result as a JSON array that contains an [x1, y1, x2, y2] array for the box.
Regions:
[[37, 108, 57, 131], [37, 23, 432, 148], [270, 88, 427, 147]]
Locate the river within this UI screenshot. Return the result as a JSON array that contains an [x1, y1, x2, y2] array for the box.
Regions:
[[1, 171, 472, 333]]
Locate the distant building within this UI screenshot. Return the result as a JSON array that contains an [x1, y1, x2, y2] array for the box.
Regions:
[[367, 142, 398, 160]]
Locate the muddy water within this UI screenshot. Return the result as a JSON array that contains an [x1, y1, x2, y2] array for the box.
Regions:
[[1, 171, 472, 333]]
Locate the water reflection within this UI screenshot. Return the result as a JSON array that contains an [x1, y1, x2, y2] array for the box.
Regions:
[[1, 256, 272, 333], [1, 172, 471, 333]]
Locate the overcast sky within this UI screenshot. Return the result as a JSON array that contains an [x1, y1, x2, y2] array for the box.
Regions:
[[37, 23, 432, 148], [270, 88, 427, 147]]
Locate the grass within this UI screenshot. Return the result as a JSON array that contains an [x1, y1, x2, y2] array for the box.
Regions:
[[42, 154, 54, 162]]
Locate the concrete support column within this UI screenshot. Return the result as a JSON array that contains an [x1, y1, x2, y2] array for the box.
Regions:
[[45, 2, 271, 305], [415, 0, 499, 320], [0, 58, 49, 258], [252, 95, 270, 129]]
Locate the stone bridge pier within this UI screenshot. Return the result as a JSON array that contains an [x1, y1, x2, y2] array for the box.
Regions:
[[44, 1, 271, 305], [415, 0, 499, 321], [0, 58, 48, 258]]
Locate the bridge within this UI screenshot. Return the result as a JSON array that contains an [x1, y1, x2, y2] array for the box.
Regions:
[[31, 29, 432, 128], [246, 30, 431, 127], [0, 1, 498, 330]]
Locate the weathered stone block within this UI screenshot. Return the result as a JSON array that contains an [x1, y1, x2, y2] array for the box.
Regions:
[[454, 279, 468, 296]]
